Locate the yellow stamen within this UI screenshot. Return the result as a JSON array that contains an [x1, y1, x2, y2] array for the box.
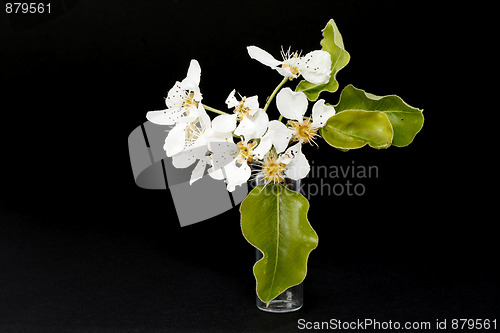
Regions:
[[262, 151, 287, 184], [183, 92, 199, 113], [282, 63, 299, 75], [280, 48, 301, 76], [234, 98, 251, 120], [184, 119, 203, 146], [237, 141, 257, 164], [289, 119, 318, 144]]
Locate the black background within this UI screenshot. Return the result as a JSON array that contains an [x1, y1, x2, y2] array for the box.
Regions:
[[1, 1, 497, 332]]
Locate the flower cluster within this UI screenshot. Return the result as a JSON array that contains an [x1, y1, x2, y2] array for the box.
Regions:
[[140, 19, 423, 309], [146, 45, 335, 191]]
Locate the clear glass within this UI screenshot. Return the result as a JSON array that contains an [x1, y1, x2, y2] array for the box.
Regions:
[[251, 176, 304, 313]]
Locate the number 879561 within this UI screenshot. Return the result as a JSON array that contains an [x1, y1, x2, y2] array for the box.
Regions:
[[6, 2, 51, 14]]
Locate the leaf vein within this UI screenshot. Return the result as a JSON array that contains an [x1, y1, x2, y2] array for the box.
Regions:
[[267, 185, 281, 304]]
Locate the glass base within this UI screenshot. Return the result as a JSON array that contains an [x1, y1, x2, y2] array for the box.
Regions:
[[256, 284, 303, 313]]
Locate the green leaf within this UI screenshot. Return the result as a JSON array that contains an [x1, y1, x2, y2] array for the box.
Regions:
[[240, 184, 318, 305], [296, 18, 350, 101], [335, 85, 424, 147], [321, 110, 394, 149]]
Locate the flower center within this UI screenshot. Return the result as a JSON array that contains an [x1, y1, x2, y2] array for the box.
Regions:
[[281, 48, 301, 76], [289, 119, 318, 144], [262, 151, 287, 184], [234, 98, 251, 119], [183, 92, 199, 113], [282, 63, 299, 75], [184, 119, 204, 147], [236, 140, 257, 164]]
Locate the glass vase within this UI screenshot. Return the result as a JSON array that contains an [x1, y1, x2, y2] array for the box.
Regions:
[[250, 176, 304, 313]]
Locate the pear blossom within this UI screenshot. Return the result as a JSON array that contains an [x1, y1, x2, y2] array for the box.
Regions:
[[209, 139, 259, 192], [279, 143, 310, 181], [146, 59, 203, 125], [252, 120, 293, 159], [217, 158, 252, 192], [205, 113, 239, 171], [233, 109, 269, 140], [208, 113, 237, 143], [207, 114, 260, 191], [224, 90, 269, 140], [225, 89, 259, 118], [163, 103, 210, 157], [253, 88, 335, 186], [276, 88, 336, 145], [259, 143, 310, 184], [163, 104, 211, 184], [247, 46, 332, 85]]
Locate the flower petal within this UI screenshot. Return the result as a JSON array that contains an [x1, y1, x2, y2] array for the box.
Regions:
[[268, 120, 293, 153], [252, 131, 272, 160], [190, 104, 211, 129], [165, 82, 185, 109], [247, 46, 282, 68], [251, 109, 269, 138], [298, 50, 332, 85], [209, 141, 238, 171], [171, 145, 207, 168], [164, 123, 187, 157], [180, 59, 201, 90], [208, 167, 225, 180], [190, 156, 209, 185], [211, 114, 237, 133], [275, 66, 297, 79], [276, 88, 308, 121], [234, 109, 269, 140], [311, 99, 336, 128], [224, 160, 251, 192], [225, 89, 239, 108], [146, 109, 180, 125], [278, 142, 301, 165], [205, 128, 234, 144], [245, 95, 260, 116], [191, 87, 203, 103], [284, 145, 310, 180]]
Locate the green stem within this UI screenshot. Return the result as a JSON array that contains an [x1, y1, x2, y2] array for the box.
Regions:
[[263, 76, 289, 112], [203, 104, 229, 115]]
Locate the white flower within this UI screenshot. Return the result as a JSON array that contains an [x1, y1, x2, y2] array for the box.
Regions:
[[209, 113, 238, 143], [206, 114, 259, 192], [247, 46, 332, 85], [211, 140, 257, 192], [234, 109, 269, 140], [276, 88, 335, 144], [254, 88, 335, 185], [225, 89, 259, 118], [146, 59, 203, 125], [252, 120, 293, 159], [163, 103, 210, 157], [219, 159, 251, 192], [224, 90, 269, 141], [259, 142, 310, 184], [162, 104, 211, 184], [279, 143, 310, 180]]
